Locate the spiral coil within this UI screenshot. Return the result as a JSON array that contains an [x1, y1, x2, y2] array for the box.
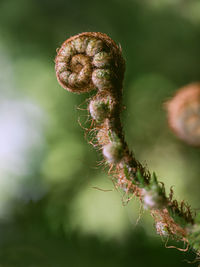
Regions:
[[166, 83, 200, 146], [55, 32, 125, 94]]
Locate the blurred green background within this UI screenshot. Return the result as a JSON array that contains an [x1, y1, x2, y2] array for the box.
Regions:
[[0, 0, 200, 266]]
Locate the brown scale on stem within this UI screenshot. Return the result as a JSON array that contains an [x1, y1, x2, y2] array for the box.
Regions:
[[55, 32, 198, 254]]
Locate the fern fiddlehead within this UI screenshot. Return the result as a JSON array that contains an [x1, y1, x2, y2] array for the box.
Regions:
[[166, 82, 200, 147], [55, 32, 200, 255]]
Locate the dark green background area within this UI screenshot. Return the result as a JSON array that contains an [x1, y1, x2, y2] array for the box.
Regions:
[[0, 0, 200, 266]]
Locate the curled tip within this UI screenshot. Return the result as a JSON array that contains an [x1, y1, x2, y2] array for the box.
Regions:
[[166, 82, 200, 146], [55, 32, 125, 94]]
